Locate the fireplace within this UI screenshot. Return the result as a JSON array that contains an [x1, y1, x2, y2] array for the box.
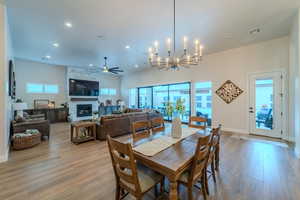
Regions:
[[77, 104, 92, 117]]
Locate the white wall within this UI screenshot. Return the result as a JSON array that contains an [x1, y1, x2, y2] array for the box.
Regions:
[[0, 3, 13, 163], [15, 59, 68, 109], [121, 37, 289, 135], [289, 9, 300, 158], [14, 59, 122, 109]]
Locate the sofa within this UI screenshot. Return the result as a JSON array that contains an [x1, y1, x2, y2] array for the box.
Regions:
[[96, 111, 162, 140]]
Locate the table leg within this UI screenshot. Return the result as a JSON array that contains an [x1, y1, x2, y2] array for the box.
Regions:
[[93, 125, 96, 140], [169, 180, 178, 200], [70, 125, 73, 142]]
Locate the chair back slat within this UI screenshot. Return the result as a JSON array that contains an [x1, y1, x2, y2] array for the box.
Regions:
[[107, 136, 141, 194], [189, 116, 207, 130], [151, 117, 165, 134], [132, 120, 151, 140], [189, 134, 211, 182]]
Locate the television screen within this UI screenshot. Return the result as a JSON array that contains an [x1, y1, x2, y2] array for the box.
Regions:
[[69, 79, 99, 96]]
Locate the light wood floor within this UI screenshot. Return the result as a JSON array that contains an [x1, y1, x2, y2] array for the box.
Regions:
[[1, 123, 300, 200]]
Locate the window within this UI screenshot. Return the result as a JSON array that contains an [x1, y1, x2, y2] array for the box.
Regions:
[[110, 88, 117, 95], [153, 85, 169, 120], [195, 82, 212, 126], [26, 83, 59, 94], [27, 83, 43, 93], [196, 96, 202, 101], [138, 82, 191, 122], [138, 87, 152, 109], [44, 85, 59, 94], [101, 88, 117, 96], [129, 88, 137, 108], [196, 102, 202, 108]]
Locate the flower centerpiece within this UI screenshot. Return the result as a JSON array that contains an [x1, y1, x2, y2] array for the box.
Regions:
[[165, 98, 186, 138]]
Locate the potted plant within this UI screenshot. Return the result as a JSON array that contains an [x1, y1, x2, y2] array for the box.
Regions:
[[165, 98, 186, 138]]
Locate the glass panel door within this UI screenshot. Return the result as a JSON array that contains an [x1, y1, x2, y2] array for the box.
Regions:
[[195, 82, 212, 127], [255, 79, 273, 130], [169, 83, 191, 123], [249, 72, 283, 138], [138, 87, 152, 109], [129, 88, 137, 108], [153, 85, 169, 120]]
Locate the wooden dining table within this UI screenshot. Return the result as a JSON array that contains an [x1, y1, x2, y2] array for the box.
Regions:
[[116, 128, 211, 200]]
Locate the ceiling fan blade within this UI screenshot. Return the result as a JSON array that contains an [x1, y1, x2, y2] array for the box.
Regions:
[[109, 67, 120, 70], [110, 71, 119, 74], [110, 69, 124, 72]]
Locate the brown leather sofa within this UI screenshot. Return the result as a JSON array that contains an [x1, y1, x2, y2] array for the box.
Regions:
[[96, 111, 162, 140]]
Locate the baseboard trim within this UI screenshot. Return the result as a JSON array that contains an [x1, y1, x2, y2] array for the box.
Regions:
[[221, 128, 249, 135], [0, 149, 9, 163]]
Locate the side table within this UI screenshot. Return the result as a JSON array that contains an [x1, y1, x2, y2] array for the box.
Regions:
[[70, 121, 96, 144]]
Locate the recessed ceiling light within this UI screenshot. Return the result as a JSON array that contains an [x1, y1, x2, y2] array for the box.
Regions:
[[89, 64, 93, 67], [53, 43, 59, 47], [125, 45, 130, 49], [135, 64, 139, 68], [65, 22, 73, 28]]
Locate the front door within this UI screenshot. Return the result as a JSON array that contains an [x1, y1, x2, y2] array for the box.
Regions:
[[249, 72, 284, 138]]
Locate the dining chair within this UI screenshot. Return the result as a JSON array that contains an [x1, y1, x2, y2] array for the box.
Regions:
[[215, 124, 222, 171], [177, 134, 211, 200], [204, 125, 222, 195], [151, 117, 165, 134], [107, 135, 164, 200], [132, 120, 151, 140], [188, 116, 207, 130]]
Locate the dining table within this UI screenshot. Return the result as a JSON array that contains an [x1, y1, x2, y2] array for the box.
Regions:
[[116, 127, 211, 200]]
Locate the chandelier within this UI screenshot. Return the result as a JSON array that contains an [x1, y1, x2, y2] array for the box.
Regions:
[[148, 0, 204, 70]]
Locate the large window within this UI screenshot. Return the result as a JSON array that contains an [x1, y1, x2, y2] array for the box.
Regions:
[[100, 88, 117, 96], [138, 82, 191, 122], [129, 88, 137, 108], [153, 85, 169, 120], [26, 83, 59, 94], [169, 83, 190, 122], [138, 87, 152, 109], [195, 82, 212, 126]]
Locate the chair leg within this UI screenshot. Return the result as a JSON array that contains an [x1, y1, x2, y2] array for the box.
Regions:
[[201, 175, 207, 200], [204, 168, 209, 196], [211, 162, 217, 183], [188, 186, 193, 200], [215, 147, 220, 171], [160, 177, 165, 193], [115, 184, 121, 200]]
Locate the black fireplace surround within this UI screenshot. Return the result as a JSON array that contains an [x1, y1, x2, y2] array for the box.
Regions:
[[77, 104, 92, 117]]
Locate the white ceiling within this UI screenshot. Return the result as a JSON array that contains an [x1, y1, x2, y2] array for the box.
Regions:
[[6, 0, 300, 74]]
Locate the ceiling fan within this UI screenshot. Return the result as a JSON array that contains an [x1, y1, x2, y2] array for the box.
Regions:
[[101, 57, 124, 74]]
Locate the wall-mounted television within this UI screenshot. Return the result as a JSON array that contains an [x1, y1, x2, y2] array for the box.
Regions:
[[69, 79, 99, 96]]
